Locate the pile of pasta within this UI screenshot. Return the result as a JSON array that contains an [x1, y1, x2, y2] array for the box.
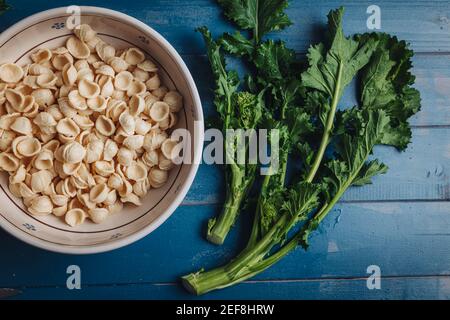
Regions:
[[0, 24, 183, 227]]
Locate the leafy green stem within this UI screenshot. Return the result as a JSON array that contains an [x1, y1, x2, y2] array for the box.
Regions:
[[246, 172, 272, 248], [305, 61, 343, 183], [300, 155, 370, 247], [183, 206, 304, 295], [207, 168, 246, 244]]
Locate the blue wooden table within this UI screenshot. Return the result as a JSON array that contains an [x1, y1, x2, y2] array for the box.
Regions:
[[1, 0, 449, 300]]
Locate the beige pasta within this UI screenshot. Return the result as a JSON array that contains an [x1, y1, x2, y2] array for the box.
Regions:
[[0, 24, 183, 227], [0, 63, 24, 83], [65, 208, 87, 227], [28, 195, 53, 216], [66, 36, 90, 59]]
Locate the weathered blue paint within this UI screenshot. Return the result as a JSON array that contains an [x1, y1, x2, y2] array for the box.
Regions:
[[0, 0, 449, 300]]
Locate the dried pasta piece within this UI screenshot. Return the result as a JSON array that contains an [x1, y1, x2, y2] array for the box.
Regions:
[[62, 63, 78, 86], [62, 141, 86, 164], [10, 117, 33, 136], [120, 193, 141, 206], [89, 183, 109, 203], [0, 63, 24, 83], [138, 60, 158, 72], [163, 91, 183, 112], [103, 139, 118, 161], [56, 118, 80, 142], [126, 162, 147, 182], [65, 208, 87, 227], [68, 90, 88, 110], [117, 147, 134, 166], [28, 195, 53, 215], [78, 79, 100, 98], [66, 36, 90, 59], [114, 71, 133, 91], [93, 160, 115, 177], [149, 101, 170, 122], [123, 135, 144, 150], [74, 24, 97, 42], [161, 138, 180, 161], [95, 115, 116, 136], [148, 167, 168, 188], [52, 53, 74, 71], [31, 48, 52, 64], [96, 42, 116, 62], [30, 169, 52, 193], [88, 207, 109, 223], [14, 136, 41, 157], [145, 74, 160, 90], [124, 48, 145, 65], [33, 149, 54, 170]]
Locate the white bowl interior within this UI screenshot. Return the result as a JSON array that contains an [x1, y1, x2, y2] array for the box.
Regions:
[[0, 8, 202, 253]]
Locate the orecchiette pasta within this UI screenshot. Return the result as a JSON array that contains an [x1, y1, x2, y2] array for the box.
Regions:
[[0, 24, 184, 227], [0, 63, 24, 83]]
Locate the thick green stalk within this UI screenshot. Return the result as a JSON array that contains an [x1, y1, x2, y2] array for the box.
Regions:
[[246, 142, 289, 249], [207, 2, 265, 245], [207, 89, 250, 244], [246, 172, 271, 248], [183, 213, 293, 295], [207, 166, 246, 244], [305, 61, 343, 183], [253, 0, 260, 44]]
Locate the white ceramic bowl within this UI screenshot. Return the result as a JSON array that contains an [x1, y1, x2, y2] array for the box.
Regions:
[[0, 6, 203, 254]]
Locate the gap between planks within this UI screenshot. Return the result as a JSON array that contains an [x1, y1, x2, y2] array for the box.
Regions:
[[180, 199, 450, 207], [182, 51, 450, 57], [4, 274, 450, 290]]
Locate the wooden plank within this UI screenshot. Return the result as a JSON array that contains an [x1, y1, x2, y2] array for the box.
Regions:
[[1, 201, 449, 287], [412, 55, 450, 127], [1, 0, 450, 53], [5, 276, 450, 299], [183, 126, 450, 204]]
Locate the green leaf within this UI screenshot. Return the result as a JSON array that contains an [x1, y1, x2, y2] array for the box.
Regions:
[[253, 39, 302, 121], [219, 31, 255, 57], [352, 160, 388, 186], [301, 7, 378, 99], [304, 91, 330, 127], [197, 27, 240, 122], [321, 159, 349, 199], [322, 108, 390, 200], [282, 182, 321, 221], [285, 108, 314, 146], [260, 187, 285, 232], [338, 109, 390, 170], [297, 142, 315, 172], [359, 32, 421, 150], [379, 121, 412, 150], [254, 40, 295, 82], [298, 7, 379, 185], [217, 0, 292, 42]]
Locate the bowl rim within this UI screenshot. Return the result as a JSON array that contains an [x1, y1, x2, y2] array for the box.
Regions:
[[0, 6, 204, 254]]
